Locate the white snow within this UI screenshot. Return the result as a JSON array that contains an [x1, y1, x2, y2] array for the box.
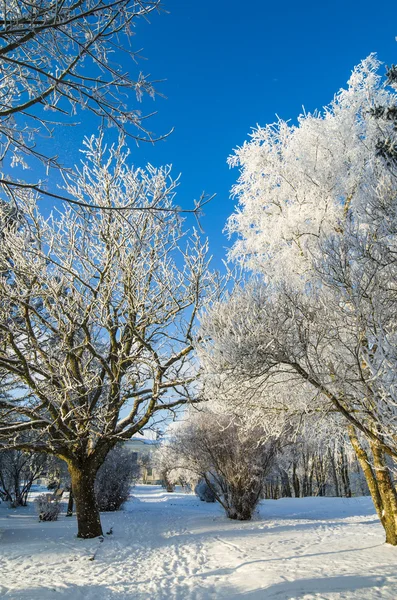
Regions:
[[0, 486, 396, 599]]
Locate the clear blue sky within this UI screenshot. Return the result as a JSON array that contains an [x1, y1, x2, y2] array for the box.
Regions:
[[43, 1, 397, 266]]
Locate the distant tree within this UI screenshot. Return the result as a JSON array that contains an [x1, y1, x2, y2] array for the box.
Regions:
[[263, 417, 367, 500], [154, 442, 177, 491], [0, 135, 219, 538], [45, 456, 70, 490]]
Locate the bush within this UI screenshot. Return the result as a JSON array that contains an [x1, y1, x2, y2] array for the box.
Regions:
[[163, 411, 279, 520], [35, 494, 61, 521], [195, 478, 216, 502], [95, 445, 139, 512]]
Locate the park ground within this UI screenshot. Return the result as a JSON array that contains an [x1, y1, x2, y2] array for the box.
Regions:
[[0, 486, 397, 599]]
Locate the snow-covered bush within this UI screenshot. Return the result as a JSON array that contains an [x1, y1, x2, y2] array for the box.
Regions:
[[95, 445, 139, 512], [195, 478, 216, 502], [35, 495, 61, 522]]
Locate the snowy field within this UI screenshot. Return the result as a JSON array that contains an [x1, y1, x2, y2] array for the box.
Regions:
[[0, 486, 396, 600]]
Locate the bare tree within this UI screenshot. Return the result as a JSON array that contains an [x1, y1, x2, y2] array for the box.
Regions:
[[0, 135, 219, 538], [0, 449, 47, 506]]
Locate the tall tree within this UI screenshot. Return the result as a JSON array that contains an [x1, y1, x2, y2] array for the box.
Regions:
[[0, 135, 218, 538], [201, 56, 397, 544]]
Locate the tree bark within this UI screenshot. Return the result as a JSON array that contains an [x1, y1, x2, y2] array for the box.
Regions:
[[348, 426, 383, 519], [66, 488, 74, 517], [328, 449, 340, 497], [370, 442, 397, 546], [68, 463, 103, 539], [348, 425, 397, 545], [292, 462, 300, 497], [338, 446, 351, 498], [279, 468, 292, 497]]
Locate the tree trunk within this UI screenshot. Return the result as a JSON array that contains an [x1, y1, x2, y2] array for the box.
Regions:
[[279, 468, 292, 497], [162, 471, 174, 492], [68, 463, 103, 539], [328, 449, 340, 497], [66, 488, 74, 517], [292, 462, 300, 497], [370, 442, 397, 546], [339, 446, 351, 498], [348, 426, 397, 546], [348, 426, 383, 518]]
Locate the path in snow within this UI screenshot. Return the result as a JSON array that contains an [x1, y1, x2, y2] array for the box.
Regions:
[[0, 485, 396, 599]]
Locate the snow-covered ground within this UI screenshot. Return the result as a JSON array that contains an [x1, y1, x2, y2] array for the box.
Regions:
[[0, 486, 396, 599]]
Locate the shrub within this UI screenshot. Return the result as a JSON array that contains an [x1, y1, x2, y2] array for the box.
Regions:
[[195, 478, 216, 502], [163, 411, 279, 520], [95, 445, 139, 512]]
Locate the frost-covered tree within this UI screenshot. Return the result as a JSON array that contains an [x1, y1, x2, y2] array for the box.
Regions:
[[0, 1, 163, 204], [0, 135, 218, 538], [264, 415, 367, 499], [154, 438, 199, 492], [201, 285, 397, 542], [153, 442, 178, 491], [227, 55, 396, 286], [202, 56, 397, 544]]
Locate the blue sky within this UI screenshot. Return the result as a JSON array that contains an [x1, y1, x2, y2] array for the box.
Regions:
[[35, 1, 397, 267]]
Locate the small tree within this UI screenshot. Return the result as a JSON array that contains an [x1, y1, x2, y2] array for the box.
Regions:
[[154, 442, 177, 492], [0, 449, 47, 507], [95, 445, 139, 511], [0, 135, 218, 537]]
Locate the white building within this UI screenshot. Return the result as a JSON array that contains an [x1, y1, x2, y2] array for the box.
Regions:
[[124, 433, 161, 484]]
